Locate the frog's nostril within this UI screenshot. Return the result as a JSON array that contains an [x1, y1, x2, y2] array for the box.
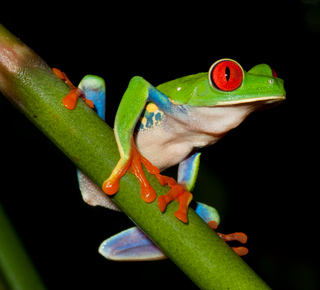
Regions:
[[271, 69, 278, 78]]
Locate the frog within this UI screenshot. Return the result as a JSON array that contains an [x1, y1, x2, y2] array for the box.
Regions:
[[53, 59, 285, 260]]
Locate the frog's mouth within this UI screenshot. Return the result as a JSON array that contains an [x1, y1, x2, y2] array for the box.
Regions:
[[216, 95, 286, 107]]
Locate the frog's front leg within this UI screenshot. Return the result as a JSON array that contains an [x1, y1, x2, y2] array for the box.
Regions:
[[102, 77, 193, 222], [102, 77, 162, 203]]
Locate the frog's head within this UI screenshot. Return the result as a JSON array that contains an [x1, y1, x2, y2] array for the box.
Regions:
[[157, 59, 286, 136], [187, 59, 286, 107]]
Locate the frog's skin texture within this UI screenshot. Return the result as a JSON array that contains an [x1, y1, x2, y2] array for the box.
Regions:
[[54, 59, 285, 260]]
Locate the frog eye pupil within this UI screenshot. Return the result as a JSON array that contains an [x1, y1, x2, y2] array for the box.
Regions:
[[209, 60, 243, 91], [225, 67, 231, 81]]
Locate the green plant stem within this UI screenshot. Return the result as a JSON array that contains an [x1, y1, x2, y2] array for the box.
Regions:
[[0, 24, 270, 289], [0, 204, 45, 290]]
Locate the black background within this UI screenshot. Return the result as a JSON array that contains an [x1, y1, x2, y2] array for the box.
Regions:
[[1, 1, 319, 289]]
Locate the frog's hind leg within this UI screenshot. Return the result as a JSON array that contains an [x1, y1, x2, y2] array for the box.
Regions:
[[192, 201, 248, 256], [158, 151, 200, 223], [158, 183, 193, 223], [99, 227, 167, 261], [78, 170, 121, 211], [160, 151, 248, 255], [102, 77, 162, 203]]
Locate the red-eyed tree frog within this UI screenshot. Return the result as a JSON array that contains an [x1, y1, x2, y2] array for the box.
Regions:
[[53, 59, 285, 260]]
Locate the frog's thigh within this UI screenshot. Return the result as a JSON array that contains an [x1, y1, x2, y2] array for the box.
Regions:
[[177, 151, 201, 192], [77, 170, 121, 211], [99, 227, 167, 261]]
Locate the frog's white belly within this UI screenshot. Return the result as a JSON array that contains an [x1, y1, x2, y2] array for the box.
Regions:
[[135, 121, 217, 171], [135, 104, 256, 171], [136, 126, 212, 171]]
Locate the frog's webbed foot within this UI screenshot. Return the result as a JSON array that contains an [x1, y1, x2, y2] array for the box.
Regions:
[[102, 141, 193, 222], [207, 219, 248, 256], [52, 68, 94, 110], [192, 201, 248, 256], [103, 141, 159, 203], [157, 182, 193, 223]]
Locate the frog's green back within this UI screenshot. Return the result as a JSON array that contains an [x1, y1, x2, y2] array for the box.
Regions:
[[156, 73, 207, 105]]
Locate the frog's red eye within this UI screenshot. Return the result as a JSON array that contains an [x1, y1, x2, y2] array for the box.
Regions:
[[209, 60, 243, 91]]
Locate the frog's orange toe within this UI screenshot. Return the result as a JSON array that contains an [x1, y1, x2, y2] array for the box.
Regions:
[[158, 195, 167, 212], [218, 232, 248, 244], [208, 220, 218, 230], [233, 232, 248, 244], [52, 68, 65, 79], [157, 184, 193, 223], [140, 186, 156, 203], [232, 247, 249, 256], [102, 160, 131, 196], [62, 89, 82, 110], [102, 179, 120, 196], [216, 231, 249, 256], [53, 68, 95, 110], [174, 211, 188, 223]]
